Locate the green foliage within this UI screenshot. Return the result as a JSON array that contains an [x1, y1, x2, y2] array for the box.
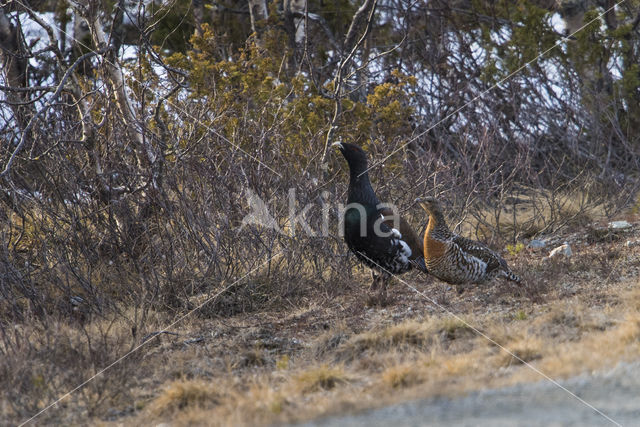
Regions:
[[276, 355, 290, 370], [367, 70, 416, 140], [309, 0, 358, 38], [514, 310, 528, 321], [503, 2, 558, 73], [476, 1, 640, 136], [619, 63, 640, 98], [506, 242, 525, 256], [164, 23, 417, 169], [146, 1, 195, 52], [571, 9, 607, 77]]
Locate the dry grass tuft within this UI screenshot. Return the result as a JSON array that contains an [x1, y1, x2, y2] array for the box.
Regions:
[[312, 328, 350, 359], [335, 319, 445, 361], [295, 365, 350, 394], [338, 321, 430, 357], [381, 364, 423, 389], [499, 336, 543, 367], [440, 353, 479, 376], [548, 303, 583, 328], [148, 379, 221, 416], [514, 313, 640, 383], [624, 288, 640, 311], [439, 317, 474, 340], [235, 348, 269, 368], [613, 313, 640, 345]]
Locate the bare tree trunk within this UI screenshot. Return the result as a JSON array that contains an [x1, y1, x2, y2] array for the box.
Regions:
[[284, 0, 306, 44], [248, 0, 268, 34], [81, 1, 160, 182], [70, 9, 94, 76], [193, 0, 204, 38], [321, 0, 378, 163], [73, 0, 165, 261], [0, 7, 32, 130]]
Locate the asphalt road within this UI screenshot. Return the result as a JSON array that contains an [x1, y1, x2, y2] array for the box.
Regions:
[[299, 360, 640, 427]]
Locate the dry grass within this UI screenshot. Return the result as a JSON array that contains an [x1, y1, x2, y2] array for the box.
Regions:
[[381, 364, 423, 389], [463, 188, 609, 241], [338, 320, 438, 358], [148, 380, 222, 416], [3, 213, 640, 426], [498, 335, 543, 367], [294, 365, 350, 393]]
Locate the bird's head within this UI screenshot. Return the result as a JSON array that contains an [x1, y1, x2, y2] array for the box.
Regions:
[[415, 197, 442, 215], [332, 142, 368, 172]]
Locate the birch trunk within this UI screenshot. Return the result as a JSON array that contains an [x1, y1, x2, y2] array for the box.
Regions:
[[248, 0, 268, 34], [284, 0, 307, 44], [0, 7, 32, 130]]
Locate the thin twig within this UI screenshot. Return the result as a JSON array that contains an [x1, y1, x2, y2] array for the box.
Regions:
[[321, 0, 378, 163], [1, 48, 106, 179], [141, 331, 180, 343]]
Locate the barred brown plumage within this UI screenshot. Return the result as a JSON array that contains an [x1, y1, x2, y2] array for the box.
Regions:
[[416, 197, 521, 287]]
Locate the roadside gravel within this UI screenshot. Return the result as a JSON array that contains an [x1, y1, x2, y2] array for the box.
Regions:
[[300, 360, 640, 427]]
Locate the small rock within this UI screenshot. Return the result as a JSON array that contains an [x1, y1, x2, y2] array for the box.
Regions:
[[548, 242, 572, 259], [625, 240, 640, 248], [70, 295, 85, 306], [528, 239, 546, 249], [609, 220, 632, 230]]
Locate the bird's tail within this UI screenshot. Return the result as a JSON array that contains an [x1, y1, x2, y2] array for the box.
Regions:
[[410, 257, 429, 274], [501, 270, 521, 283]]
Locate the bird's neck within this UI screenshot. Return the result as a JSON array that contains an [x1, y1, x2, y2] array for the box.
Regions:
[[425, 210, 450, 240], [347, 169, 379, 206], [424, 210, 449, 260]]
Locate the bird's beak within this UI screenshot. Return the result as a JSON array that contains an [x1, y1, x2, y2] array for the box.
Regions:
[[415, 197, 431, 212], [331, 141, 343, 150]]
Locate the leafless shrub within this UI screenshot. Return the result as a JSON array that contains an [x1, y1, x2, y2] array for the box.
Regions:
[[509, 260, 550, 303], [1, 0, 638, 327], [0, 318, 139, 423], [1, 1, 639, 424]]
